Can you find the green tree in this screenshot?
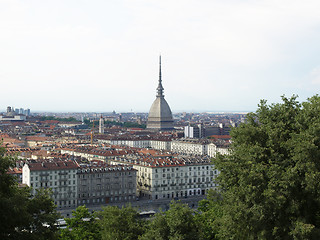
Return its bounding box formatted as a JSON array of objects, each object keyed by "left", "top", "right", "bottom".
[
  {"left": 196, "top": 190, "right": 223, "bottom": 240},
  {"left": 213, "top": 95, "right": 320, "bottom": 239},
  {"left": 59, "top": 205, "right": 101, "bottom": 240},
  {"left": 0, "top": 145, "right": 59, "bottom": 240},
  {"left": 141, "top": 201, "right": 199, "bottom": 240},
  {"left": 97, "top": 205, "right": 145, "bottom": 240},
  {"left": 40, "top": 116, "right": 79, "bottom": 123}
]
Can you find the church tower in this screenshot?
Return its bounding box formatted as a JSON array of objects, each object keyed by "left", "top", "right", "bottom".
[
  {"left": 99, "top": 115, "right": 104, "bottom": 134},
  {"left": 147, "top": 56, "right": 174, "bottom": 130}
]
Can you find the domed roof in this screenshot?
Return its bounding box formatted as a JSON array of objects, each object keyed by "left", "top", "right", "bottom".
[
  {"left": 147, "top": 96, "right": 173, "bottom": 130},
  {"left": 147, "top": 96, "right": 173, "bottom": 129},
  {"left": 147, "top": 56, "right": 173, "bottom": 130},
  {"left": 148, "top": 97, "right": 172, "bottom": 120}
]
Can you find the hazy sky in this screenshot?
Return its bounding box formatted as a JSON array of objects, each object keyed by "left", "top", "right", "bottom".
[{"left": 1, "top": 0, "right": 320, "bottom": 113}]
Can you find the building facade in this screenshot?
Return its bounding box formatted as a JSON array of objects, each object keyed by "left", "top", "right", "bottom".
[
  {"left": 110, "top": 155, "right": 219, "bottom": 200},
  {"left": 22, "top": 160, "right": 79, "bottom": 209},
  {"left": 77, "top": 164, "right": 137, "bottom": 205},
  {"left": 171, "top": 139, "right": 209, "bottom": 155}
]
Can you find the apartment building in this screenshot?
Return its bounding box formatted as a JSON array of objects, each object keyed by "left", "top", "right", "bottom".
[
  {"left": 60, "top": 145, "right": 135, "bottom": 161},
  {"left": 171, "top": 139, "right": 209, "bottom": 155},
  {"left": 22, "top": 160, "right": 79, "bottom": 209},
  {"left": 77, "top": 164, "right": 137, "bottom": 205},
  {"left": 150, "top": 139, "right": 171, "bottom": 151},
  {"left": 110, "top": 154, "right": 219, "bottom": 200}
]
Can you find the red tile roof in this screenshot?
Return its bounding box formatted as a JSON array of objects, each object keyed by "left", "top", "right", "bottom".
[{"left": 26, "top": 160, "right": 79, "bottom": 171}]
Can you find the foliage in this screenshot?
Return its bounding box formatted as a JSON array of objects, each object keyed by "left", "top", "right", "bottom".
[
  {"left": 196, "top": 190, "right": 223, "bottom": 240},
  {"left": 97, "top": 205, "right": 145, "bottom": 240},
  {"left": 40, "top": 116, "right": 79, "bottom": 123},
  {"left": 59, "top": 205, "right": 101, "bottom": 240},
  {"left": 141, "top": 201, "right": 199, "bottom": 240},
  {"left": 84, "top": 118, "right": 146, "bottom": 129},
  {"left": 213, "top": 95, "right": 320, "bottom": 239},
  {"left": 0, "top": 145, "right": 59, "bottom": 240}
]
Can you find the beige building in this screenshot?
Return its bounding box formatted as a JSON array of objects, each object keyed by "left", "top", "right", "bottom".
[{"left": 110, "top": 155, "right": 218, "bottom": 200}]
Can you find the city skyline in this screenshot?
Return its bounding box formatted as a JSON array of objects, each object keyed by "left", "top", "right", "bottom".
[{"left": 1, "top": 0, "right": 320, "bottom": 112}]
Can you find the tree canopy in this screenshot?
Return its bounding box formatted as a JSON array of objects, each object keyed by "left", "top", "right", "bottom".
[
  {"left": 59, "top": 205, "right": 101, "bottom": 240},
  {"left": 97, "top": 205, "right": 145, "bottom": 240},
  {"left": 0, "top": 146, "right": 59, "bottom": 240},
  {"left": 141, "top": 201, "right": 199, "bottom": 240},
  {"left": 212, "top": 95, "right": 320, "bottom": 239}
]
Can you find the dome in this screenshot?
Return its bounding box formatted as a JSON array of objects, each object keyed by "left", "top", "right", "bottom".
[
  {"left": 147, "top": 97, "right": 173, "bottom": 130},
  {"left": 146, "top": 56, "right": 173, "bottom": 130}
]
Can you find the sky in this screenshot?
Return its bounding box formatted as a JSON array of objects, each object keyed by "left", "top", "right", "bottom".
[{"left": 1, "top": 0, "right": 320, "bottom": 113}]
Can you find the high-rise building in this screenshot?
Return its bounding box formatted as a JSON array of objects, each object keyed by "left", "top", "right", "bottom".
[{"left": 147, "top": 56, "right": 173, "bottom": 131}]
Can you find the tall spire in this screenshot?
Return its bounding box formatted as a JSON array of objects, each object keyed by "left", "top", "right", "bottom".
[{"left": 157, "top": 55, "right": 164, "bottom": 97}]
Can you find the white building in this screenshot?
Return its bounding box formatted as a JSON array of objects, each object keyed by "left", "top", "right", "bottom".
[
  {"left": 0, "top": 114, "right": 26, "bottom": 121},
  {"left": 207, "top": 143, "right": 217, "bottom": 157},
  {"left": 110, "top": 139, "right": 151, "bottom": 148},
  {"left": 171, "top": 139, "right": 208, "bottom": 156},
  {"left": 110, "top": 155, "right": 219, "bottom": 200},
  {"left": 22, "top": 160, "right": 79, "bottom": 209},
  {"left": 150, "top": 139, "right": 171, "bottom": 151}
]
